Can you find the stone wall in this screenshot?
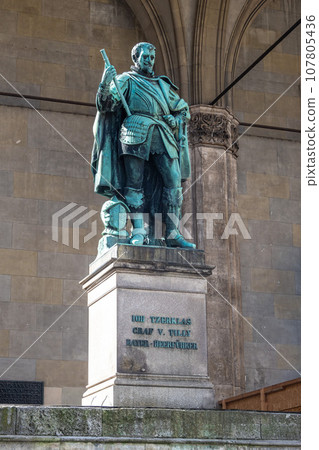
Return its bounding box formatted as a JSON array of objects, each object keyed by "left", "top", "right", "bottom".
[
  {"left": 0, "top": 406, "right": 301, "bottom": 449},
  {"left": 229, "top": 0, "right": 300, "bottom": 132},
  {"left": 237, "top": 132, "right": 301, "bottom": 391},
  {"left": 0, "top": 105, "right": 99, "bottom": 405},
  {"left": 230, "top": 0, "right": 301, "bottom": 391},
  {"left": 0, "top": 0, "right": 145, "bottom": 109},
  {"left": 184, "top": 0, "right": 301, "bottom": 398},
  {"left": 0, "top": 0, "right": 145, "bottom": 406}
]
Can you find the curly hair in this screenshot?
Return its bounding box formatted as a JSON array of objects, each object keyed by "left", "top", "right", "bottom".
[{"left": 131, "top": 42, "right": 156, "bottom": 63}]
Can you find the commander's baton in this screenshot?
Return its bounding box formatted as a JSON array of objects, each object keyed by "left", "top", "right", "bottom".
[{"left": 100, "top": 49, "right": 132, "bottom": 117}]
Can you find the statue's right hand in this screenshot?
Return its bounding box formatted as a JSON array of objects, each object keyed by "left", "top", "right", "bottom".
[{"left": 101, "top": 65, "right": 117, "bottom": 84}]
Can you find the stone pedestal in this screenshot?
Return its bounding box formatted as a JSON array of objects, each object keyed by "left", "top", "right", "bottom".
[{"left": 81, "top": 244, "right": 215, "bottom": 409}]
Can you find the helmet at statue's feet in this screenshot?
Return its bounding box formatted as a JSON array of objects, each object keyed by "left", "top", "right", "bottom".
[
  {"left": 166, "top": 233, "right": 196, "bottom": 249},
  {"left": 130, "top": 233, "right": 144, "bottom": 246}
]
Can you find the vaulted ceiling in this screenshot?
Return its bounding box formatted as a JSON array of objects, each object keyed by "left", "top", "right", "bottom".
[{"left": 125, "top": 0, "right": 300, "bottom": 111}]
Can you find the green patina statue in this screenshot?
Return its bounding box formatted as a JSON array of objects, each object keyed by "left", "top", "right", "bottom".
[{"left": 91, "top": 42, "right": 195, "bottom": 252}]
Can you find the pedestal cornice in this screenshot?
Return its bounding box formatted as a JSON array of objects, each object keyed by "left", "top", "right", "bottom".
[{"left": 81, "top": 244, "right": 213, "bottom": 291}]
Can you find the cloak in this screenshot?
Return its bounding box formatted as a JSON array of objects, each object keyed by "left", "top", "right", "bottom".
[{"left": 91, "top": 107, "right": 126, "bottom": 198}]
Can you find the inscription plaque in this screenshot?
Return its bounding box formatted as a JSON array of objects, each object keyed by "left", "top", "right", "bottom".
[
  {"left": 126, "top": 314, "right": 198, "bottom": 350},
  {"left": 0, "top": 381, "right": 44, "bottom": 405}
]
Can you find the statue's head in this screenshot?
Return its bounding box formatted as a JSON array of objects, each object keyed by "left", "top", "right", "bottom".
[{"left": 131, "top": 42, "right": 156, "bottom": 75}]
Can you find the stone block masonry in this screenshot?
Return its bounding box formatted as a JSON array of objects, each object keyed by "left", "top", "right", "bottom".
[
  {"left": 0, "top": 105, "right": 98, "bottom": 405},
  {"left": 232, "top": 0, "right": 301, "bottom": 394},
  {"left": 0, "top": 406, "right": 301, "bottom": 448},
  {"left": 237, "top": 132, "right": 301, "bottom": 392}
]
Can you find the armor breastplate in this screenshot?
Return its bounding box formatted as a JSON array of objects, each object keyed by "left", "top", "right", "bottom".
[
  {"left": 119, "top": 75, "right": 180, "bottom": 151},
  {"left": 127, "top": 79, "right": 169, "bottom": 117},
  {"left": 120, "top": 77, "right": 171, "bottom": 146}
]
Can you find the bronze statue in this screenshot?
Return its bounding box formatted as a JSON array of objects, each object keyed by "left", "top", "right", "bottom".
[{"left": 91, "top": 42, "right": 195, "bottom": 252}]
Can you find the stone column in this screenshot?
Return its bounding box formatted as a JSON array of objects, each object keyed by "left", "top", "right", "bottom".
[
  {"left": 81, "top": 244, "right": 215, "bottom": 409},
  {"left": 183, "top": 105, "right": 245, "bottom": 401}
]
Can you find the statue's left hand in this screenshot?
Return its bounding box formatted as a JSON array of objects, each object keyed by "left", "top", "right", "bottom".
[{"left": 163, "top": 114, "right": 177, "bottom": 129}]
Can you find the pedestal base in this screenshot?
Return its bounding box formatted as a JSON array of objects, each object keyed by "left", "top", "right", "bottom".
[
  {"left": 81, "top": 244, "right": 215, "bottom": 409},
  {"left": 82, "top": 373, "right": 214, "bottom": 408}
]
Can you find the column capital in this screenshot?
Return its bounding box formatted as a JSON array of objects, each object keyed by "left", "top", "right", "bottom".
[{"left": 188, "top": 105, "right": 239, "bottom": 157}]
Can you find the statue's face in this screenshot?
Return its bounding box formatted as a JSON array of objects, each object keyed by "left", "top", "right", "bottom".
[{"left": 136, "top": 46, "right": 155, "bottom": 74}]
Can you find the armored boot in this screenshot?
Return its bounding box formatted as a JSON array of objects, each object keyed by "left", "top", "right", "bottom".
[
  {"left": 124, "top": 187, "right": 147, "bottom": 246},
  {"left": 163, "top": 187, "right": 196, "bottom": 249}
]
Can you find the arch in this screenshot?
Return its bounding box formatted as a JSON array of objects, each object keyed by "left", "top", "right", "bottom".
[
  {"left": 215, "top": 0, "right": 230, "bottom": 102},
  {"left": 192, "top": 0, "right": 208, "bottom": 104},
  {"left": 169, "top": 0, "right": 190, "bottom": 100},
  {"left": 222, "top": 0, "right": 268, "bottom": 107},
  {"left": 192, "top": 0, "right": 246, "bottom": 105},
  {"left": 125, "top": 0, "right": 176, "bottom": 81}
]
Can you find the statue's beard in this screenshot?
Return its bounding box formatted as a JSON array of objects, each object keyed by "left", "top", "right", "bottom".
[{"left": 135, "top": 63, "right": 154, "bottom": 77}]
